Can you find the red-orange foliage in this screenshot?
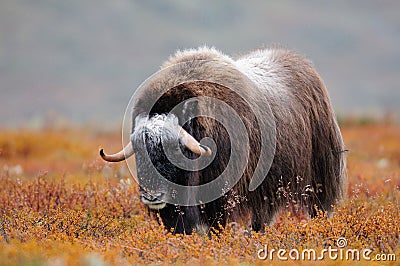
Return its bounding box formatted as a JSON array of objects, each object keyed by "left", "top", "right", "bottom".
[{"left": 0, "top": 124, "right": 399, "bottom": 265}]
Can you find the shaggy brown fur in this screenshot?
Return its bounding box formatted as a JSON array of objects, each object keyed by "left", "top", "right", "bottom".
[{"left": 129, "top": 47, "right": 347, "bottom": 233}]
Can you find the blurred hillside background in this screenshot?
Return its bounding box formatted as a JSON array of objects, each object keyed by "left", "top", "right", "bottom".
[{"left": 1, "top": 0, "right": 399, "bottom": 129}]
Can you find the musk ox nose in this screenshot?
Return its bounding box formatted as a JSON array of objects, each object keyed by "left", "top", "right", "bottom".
[{"left": 140, "top": 189, "right": 166, "bottom": 210}]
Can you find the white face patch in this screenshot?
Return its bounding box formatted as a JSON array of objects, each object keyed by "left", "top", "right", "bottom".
[
  {"left": 132, "top": 113, "right": 180, "bottom": 148},
  {"left": 134, "top": 113, "right": 179, "bottom": 136}
]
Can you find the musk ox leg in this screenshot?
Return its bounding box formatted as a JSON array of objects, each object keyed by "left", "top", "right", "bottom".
[
  {"left": 157, "top": 205, "right": 202, "bottom": 234},
  {"left": 308, "top": 116, "right": 346, "bottom": 219},
  {"left": 251, "top": 205, "right": 276, "bottom": 232},
  {"left": 307, "top": 184, "right": 335, "bottom": 219},
  {"left": 308, "top": 151, "right": 345, "bottom": 218},
  {"left": 308, "top": 201, "right": 334, "bottom": 219},
  {"left": 203, "top": 200, "right": 227, "bottom": 233}
]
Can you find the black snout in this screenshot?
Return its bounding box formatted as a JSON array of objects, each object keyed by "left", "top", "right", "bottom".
[{"left": 139, "top": 187, "right": 166, "bottom": 210}]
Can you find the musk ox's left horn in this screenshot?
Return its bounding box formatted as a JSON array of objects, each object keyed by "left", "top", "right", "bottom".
[
  {"left": 177, "top": 126, "right": 212, "bottom": 156},
  {"left": 100, "top": 142, "right": 134, "bottom": 162}
]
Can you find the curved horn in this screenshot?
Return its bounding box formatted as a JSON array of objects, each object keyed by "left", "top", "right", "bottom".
[
  {"left": 100, "top": 142, "right": 134, "bottom": 162},
  {"left": 177, "top": 126, "right": 212, "bottom": 156}
]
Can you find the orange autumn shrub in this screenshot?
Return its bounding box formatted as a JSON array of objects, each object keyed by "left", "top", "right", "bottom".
[{"left": 0, "top": 124, "right": 399, "bottom": 265}]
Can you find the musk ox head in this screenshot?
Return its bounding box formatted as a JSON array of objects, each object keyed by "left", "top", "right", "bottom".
[{"left": 100, "top": 112, "right": 212, "bottom": 211}]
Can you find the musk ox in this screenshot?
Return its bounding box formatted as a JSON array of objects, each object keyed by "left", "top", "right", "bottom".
[{"left": 100, "top": 47, "right": 347, "bottom": 234}]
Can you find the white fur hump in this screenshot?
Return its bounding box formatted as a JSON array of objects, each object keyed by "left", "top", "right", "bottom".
[{"left": 162, "top": 46, "right": 235, "bottom": 68}]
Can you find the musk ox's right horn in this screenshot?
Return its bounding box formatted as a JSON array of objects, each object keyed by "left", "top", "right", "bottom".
[
  {"left": 177, "top": 126, "right": 212, "bottom": 156},
  {"left": 100, "top": 142, "right": 134, "bottom": 162}
]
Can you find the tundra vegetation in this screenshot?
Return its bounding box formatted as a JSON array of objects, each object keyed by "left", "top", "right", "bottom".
[{"left": 0, "top": 120, "right": 399, "bottom": 265}]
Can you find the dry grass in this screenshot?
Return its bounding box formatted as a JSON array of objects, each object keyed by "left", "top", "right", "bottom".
[{"left": 0, "top": 123, "right": 399, "bottom": 265}]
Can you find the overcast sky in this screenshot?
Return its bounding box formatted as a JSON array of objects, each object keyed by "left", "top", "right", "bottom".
[{"left": 1, "top": 0, "right": 399, "bottom": 128}]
